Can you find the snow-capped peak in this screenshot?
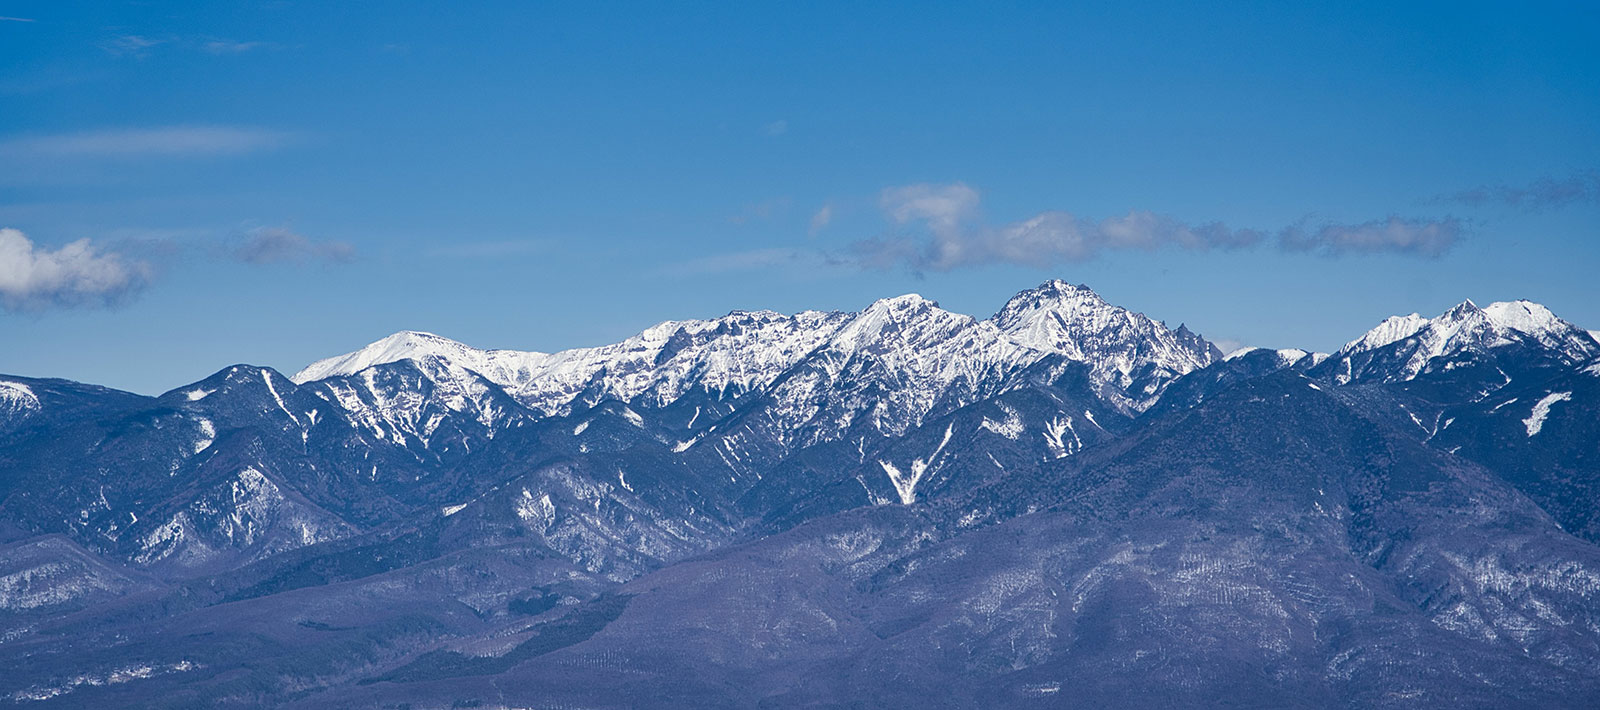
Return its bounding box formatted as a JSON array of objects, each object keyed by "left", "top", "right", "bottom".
[
  {"left": 870, "top": 293, "right": 938, "bottom": 311},
  {"left": 828, "top": 294, "right": 962, "bottom": 350},
  {"left": 1481, "top": 300, "right": 1564, "bottom": 336},
  {"left": 1327, "top": 298, "right": 1600, "bottom": 384},
  {"left": 989, "top": 279, "right": 1220, "bottom": 408},
  {"left": 292, "top": 331, "right": 541, "bottom": 384}
]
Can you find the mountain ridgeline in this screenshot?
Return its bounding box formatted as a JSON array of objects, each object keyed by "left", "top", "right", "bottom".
[{"left": 3, "top": 280, "right": 1600, "bottom": 708}]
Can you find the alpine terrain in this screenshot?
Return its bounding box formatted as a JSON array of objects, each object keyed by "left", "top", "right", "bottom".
[{"left": 3, "top": 280, "right": 1600, "bottom": 708}]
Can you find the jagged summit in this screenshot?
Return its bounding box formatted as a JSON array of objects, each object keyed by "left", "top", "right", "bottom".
[{"left": 990, "top": 280, "right": 1215, "bottom": 359}]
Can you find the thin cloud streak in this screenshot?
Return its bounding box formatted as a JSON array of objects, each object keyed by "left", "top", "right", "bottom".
[
  {"left": 101, "top": 35, "right": 165, "bottom": 57},
  {"left": 660, "top": 247, "right": 840, "bottom": 277},
  {"left": 850, "top": 182, "right": 1462, "bottom": 271},
  {"left": 232, "top": 227, "right": 355, "bottom": 265},
  {"left": 0, "top": 126, "right": 294, "bottom": 159},
  {"left": 202, "top": 39, "right": 276, "bottom": 55},
  {"left": 426, "top": 240, "right": 548, "bottom": 258},
  {"left": 1435, "top": 170, "right": 1600, "bottom": 211},
  {"left": 1279, "top": 216, "right": 1461, "bottom": 258},
  {"left": 808, "top": 205, "right": 834, "bottom": 236},
  {"left": 727, "top": 197, "right": 791, "bottom": 225}
]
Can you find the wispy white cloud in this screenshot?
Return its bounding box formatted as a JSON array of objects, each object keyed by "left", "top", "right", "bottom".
[
  {"left": 201, "top": 39, "right": 276, "bottom": 55},
  {"left": 660, "top": 247, "right": 835, "bottom": 277},
  {"left": 763, "top": 120, "right": 789, "bottom": 136},
  {"left": 879, "top": 182, "right": 981, "bottom": 239},
  {"left": 232, "top": 227, "right": 354, "bottom": 265},
  {"left": 0, "top": 228, "right": 150, "bottom": 311},
  {"left": 727, "top": 197, "right": 792, "bottom": 225},
  {"left": 101, "top": 34, "right": 286, "bottom": 58},
  {"left": 851, "top": 182, "right": 1460, "bottom": 271},
  {"left": 0, "top": 125, "right": 294, "bottom": 159},
  {"left": 808, "top": 204, "right": 834, "bottom": 236},
  {"left": 426, "top": 240, "right": 547, "bottom": 258},
  {"left": 101, "top": 35, "right": 166, "bottom": 57},
  {"left": 1434, "top": 170, "right": 1600, "bottom": 211},
  {"left": 0, "top": 16, "right": 36, "bottom": 22}
]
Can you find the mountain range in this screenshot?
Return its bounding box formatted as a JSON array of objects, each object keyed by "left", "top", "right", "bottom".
[{"left": 2, "top": 280, "right": 1599, "bottom": 708}]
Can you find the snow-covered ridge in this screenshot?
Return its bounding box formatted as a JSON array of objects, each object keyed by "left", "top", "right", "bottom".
[
  {"left": 758, "top": 293, "right": 1039, "bottom": 443},
  {"left": 1340, "top": 299, "right": 1578, "bottom": 357},
  {"left": 292, "top": 280, "right": 1224, "bottom": 421},
  {"left": 295, "top": 310, "right": 854, "bottom": 416},
  {"left": 1341, "top": 314, "right": 1429, "bottom": 353}
]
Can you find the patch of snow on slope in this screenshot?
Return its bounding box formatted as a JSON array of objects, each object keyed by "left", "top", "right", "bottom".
[
  {"left": 515, "top": 489, "right": 556, "bottom": 531},
  {"left": 1524, "top": 392, "right": 1572, "bottom": 437},
  {"left": 878, "top": 423, "right": 954, "bottom": 505},
  {"left": 193, "top": 418, "right": 215, "bottom": 454},
  {"left": 261, "top": 371, "right": 299, "bottom": 426},
  {"left": 1043, "top": 415, "right": 1081, "bottom": 459},
  {"left": 981, "top": 403, "right": 1024, "bottom": 439},
  {"left": 10, "top": 660, "right": 198, "bottom": 703},
  {"left": 620, "top": 406, "right": 644, "bottom": 427}
]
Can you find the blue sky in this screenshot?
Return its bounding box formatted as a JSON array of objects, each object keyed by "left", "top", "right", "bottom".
[{"left": 2, "top": 1, "right": 1597, "bottom": 394}]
